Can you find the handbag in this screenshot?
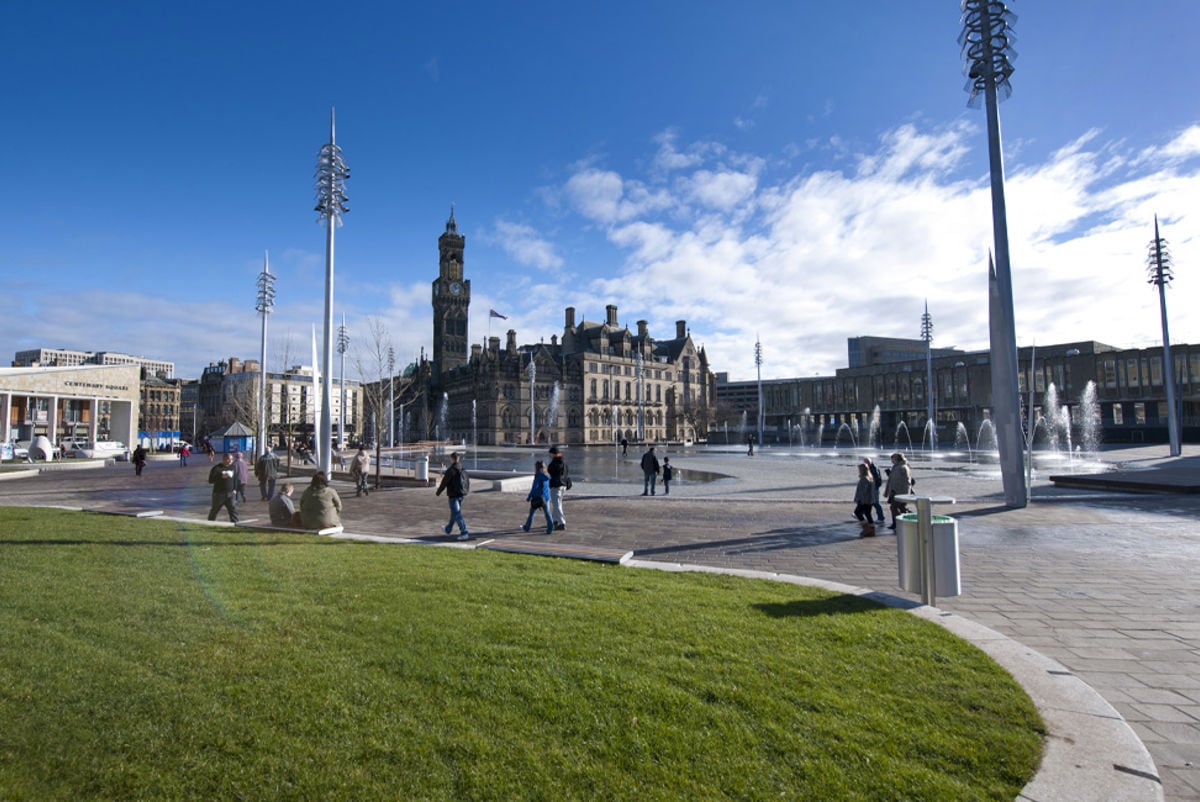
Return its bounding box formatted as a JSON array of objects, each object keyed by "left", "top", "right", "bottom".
[
  {"left": 530, "top": 496, "right": 544, "bottom": 509},
  {"left": 564, "top": 478, "right": 573, "bottom": 490}
]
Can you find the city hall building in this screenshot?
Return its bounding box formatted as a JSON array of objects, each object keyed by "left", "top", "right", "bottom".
[{"left": 367, "top": 211, "right": 719, "bottom": 447}]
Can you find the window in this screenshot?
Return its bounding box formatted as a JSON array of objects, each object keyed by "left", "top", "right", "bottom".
[
  {"left": 1126, "top": 358, "right": 1139, "bottom": 388},
  {"left": 1134, "top": 402, "right": 1146, "bottom": 425}
]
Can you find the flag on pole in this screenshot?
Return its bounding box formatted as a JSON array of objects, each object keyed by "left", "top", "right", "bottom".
[{"left": 489, "top": 309, "right": 508, "bottom": 320}]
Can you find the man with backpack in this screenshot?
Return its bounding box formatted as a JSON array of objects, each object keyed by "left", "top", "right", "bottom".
[
  {"left": 547, "top": 446, "right": 570, "bottom": 531},
  {"left": 435, "top": 452, "right": 470, "bottom": 540},
  {"left": 862, "top": 457, "right": 885, "bottom": 523}
]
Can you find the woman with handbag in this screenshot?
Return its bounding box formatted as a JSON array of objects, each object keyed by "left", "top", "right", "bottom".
[{"left": 521, "top": 460, "right": 555, "bottom": 535}]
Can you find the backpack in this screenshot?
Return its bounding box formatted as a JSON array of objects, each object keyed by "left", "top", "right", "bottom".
[{"left": 456, "top": 467, "right": 470, "bottom": 496}]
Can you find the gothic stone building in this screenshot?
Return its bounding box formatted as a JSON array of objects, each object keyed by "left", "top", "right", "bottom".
[{"left": 426, "top": 212, "right": 717, "bottom": 446}]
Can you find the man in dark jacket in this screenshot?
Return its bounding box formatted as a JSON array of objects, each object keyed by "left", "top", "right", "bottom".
[
  {"left": 547, "top": 446, "right": 569, "bottom": 531},
  {"left": 255, "top": 450, "right": 279, "bottom": 500},
  {"left": 640, "top": 446, "right": 660, "bottom": 496},
  {"left": 207, "top": 453, "right": 239, "bottom": 522},
  {"left": 435, "top": 452, "right": 470, "bottom": 540}
]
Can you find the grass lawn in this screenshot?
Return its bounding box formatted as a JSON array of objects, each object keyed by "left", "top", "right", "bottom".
[{"left": 0, "top": 508, "right": 1043, "bottom": 801}]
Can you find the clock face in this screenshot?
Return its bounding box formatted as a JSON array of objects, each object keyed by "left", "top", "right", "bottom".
[{"left": 450, "top": 281, "right": 463, "bottom": 295}]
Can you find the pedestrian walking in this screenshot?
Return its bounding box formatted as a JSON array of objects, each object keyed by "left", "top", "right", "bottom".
[
  {"left": 884, "top": 452, "right": 915, "bottom": 531},
  {"left": 853, "top": 463, "right": 878, "bottom": 537},
  {"left": 299, "top": 472, "right": 343, "bottom": 530},
  {"left": 207, "top": 453, "right": 239, "bottom": 523},
  {"left": 547, "top": 446, "right": 570, "bottom": 530},
  {"left": 435, "top": 452, "right": 470, "bottom": 540},
  {"left": 178, "top": 443, "right": 190, "bottom": 466},
  {"left": 232, "top": 451, "right": 249, "bottom": 504},
  {"left": 662, "top": 457, "right": 674, "bottom": 495},
  {"left": 640, "top": 446, "right": 660, "bottom": 496},
  {"left": 521, "top": 460, "right": 554, "bottom": 535},
  {"left": 132, "top": 444, "right": 147, "bottom": 476},
  {"left": 254, "top": 449, "right": 279, "bottom": 500},
  {"left": 862, "top": 457, "right": 885, "bottom": 523},
  {"left": 351, "top": 447, "right": 370, "bottom": 497},
  {"left": 621, "top": 437, "right": 628, "bottom": 455}
]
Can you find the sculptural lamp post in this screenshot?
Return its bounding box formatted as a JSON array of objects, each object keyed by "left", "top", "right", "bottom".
[
  {"left": 1147, "top": 216, "right": 1181, "bottom": 457},
  {"left": 387, "top": 347, "right": 396, "bottom": 448},
  {"left": 960, "top": 0, "right": 1026, "bottom": 506},
  {"left": 314, "top": 108, "right": 350, "bottom": 478},
  {"left": 754, "top": 337, "right": 764, "bottom": 448},
  {"left": 921, "top": 302, "right": 935, "bottom": 451},
  {"left": 255, "top": 252, "right": 276, "bottom": 458},
  {"left": 337, "top": 314, "right": 349, "bottom": 448}
]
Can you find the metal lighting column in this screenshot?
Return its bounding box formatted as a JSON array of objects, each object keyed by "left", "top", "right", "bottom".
[
  {"left": 961, "top": 0, "right": 1026, "bottom": 507},
  {"left": 255, "top": 252, "right": 275, "bottom": 457},
  {"left": 1148, "top": 216, "right": 1181, "bottom": 456},
  {"left": 387, "top": 347, "right": 395, "bottom": 448},
  {"left": 922, "top": 302, "right": 935, "bottom": 450},
  {"left": 314, "top": 107, "right": 350, "bottom": 478},
  {"left": 754, "top": 337, "right": 764, "bottom": 448},
  {"left": 337, "top": 314, "right": 349, "bottom": 448}
]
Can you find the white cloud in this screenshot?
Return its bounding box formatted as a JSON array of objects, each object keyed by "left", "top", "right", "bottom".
[
  {"left": 547, "top": 122, "right": 1200, "bottom": 381},
  {"left": 683, "top": 169, "right": 758, "bottom": 212},
  {"left": 492, "top": 219, "right": 563, "bottom": 271}
]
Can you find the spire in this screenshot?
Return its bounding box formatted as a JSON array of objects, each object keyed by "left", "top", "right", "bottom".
[{"left": 446, "top": 202, "right": 458, "bottom": 235}]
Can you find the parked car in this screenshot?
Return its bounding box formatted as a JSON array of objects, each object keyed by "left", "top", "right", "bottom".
[
  {"left": 71, "top": 441, "right": 130, "bottom": 461},
  {"left": 12, "top": 441, "right": 30, "bottom": 461}
]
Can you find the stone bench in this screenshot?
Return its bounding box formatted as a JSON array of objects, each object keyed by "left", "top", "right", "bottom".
[
  {"left": 84, "top": 505, "right": 164, "bottom": 518},
  {"left": 479, "top": 539, "right": 632, "bottom": 564},
  {"left": 235, "top": 521, "right": 344, "bottom": 536}
]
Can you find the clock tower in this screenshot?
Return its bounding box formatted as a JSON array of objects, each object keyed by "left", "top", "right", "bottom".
[{"left": 432, "top": 207, "right": 470, "bottom": 383}]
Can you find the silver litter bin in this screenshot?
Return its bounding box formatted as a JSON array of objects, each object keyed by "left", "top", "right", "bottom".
[{"left": 896, "top": 512, "right": 961, "bottom": 598}]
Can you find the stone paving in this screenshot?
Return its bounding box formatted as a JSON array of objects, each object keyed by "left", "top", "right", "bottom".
[{"left": 2, "top": 444, "right": 1199, "bottom": 799}]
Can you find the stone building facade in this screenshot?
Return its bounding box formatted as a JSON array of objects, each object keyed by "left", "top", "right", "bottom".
[
  {"left": 416, "top": 212, "right": 717, "bottom": 446},
  {"left": 716, "top": 339, "right": 1200, "bottom": 447}
]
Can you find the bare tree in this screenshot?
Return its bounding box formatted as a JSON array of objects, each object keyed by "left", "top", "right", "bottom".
[
  {"left": 273, "top": 330, "right": 302, "bottom": 474},
  {"left": 355, "top": 317, "right": 421, "bottom": 489}
]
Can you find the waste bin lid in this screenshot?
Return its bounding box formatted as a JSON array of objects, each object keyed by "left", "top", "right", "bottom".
[{"left": 897, "top": 512, "right": 955, "bottom": 524}]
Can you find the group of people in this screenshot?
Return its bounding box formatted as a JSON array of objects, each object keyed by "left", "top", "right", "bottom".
[
  {"left": 852, "top": 453, "right": 915, "bottom": 537},
  {"left": 433, "top": 445, "right": 574, "bottom": 541},
  {"left": 639, "top": 446, "right": 674, "bottom": 495},
  {"left": 206, "top": 447, "right": 357, "bottom": 531}
]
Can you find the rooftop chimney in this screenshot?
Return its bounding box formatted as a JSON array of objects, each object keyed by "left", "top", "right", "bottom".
[{"left": 606, "top": 304, "right": 618, "bottom": 327}]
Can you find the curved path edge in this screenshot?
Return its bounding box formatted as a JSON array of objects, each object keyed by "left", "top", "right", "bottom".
[{"left": 624, "top": 559, "right": 1165, "bottom": 802}]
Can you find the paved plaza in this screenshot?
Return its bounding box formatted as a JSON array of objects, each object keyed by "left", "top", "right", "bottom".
[{"left": 2, "top": 443, "right": 1198, "bottom": 800}]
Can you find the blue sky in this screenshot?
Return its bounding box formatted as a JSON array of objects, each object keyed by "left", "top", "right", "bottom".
[{"left": 4, "top": 1, "right": 1198, "bottom": 382}]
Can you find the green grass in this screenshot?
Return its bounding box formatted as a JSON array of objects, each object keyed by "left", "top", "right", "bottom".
[{"left": 0, "top": 508, "right": 1043, "bottom": 801}]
